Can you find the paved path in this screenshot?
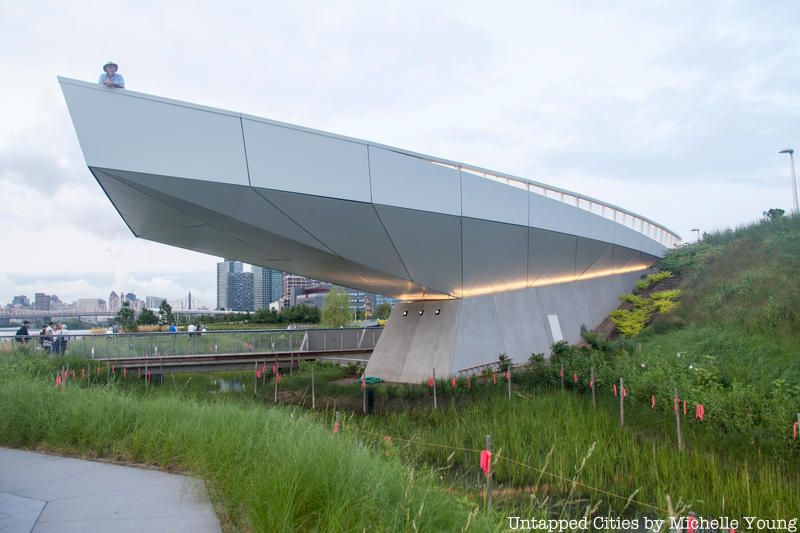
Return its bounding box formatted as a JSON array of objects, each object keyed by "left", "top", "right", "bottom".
[{"left": 0, "top": 447, "right": 221, "bottom": 533}]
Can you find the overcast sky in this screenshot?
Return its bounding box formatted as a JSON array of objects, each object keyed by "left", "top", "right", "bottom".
[{"left": 1, "top": 0, "right": 798, "bottom": 307}]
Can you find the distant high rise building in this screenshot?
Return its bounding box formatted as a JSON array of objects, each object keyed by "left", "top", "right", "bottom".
[
  {"left": 34, "top": 293, "right": 51, "bottom": 311},
  {"left": 282, "top": 275, "right": 316, "bottom": 299},
  {"left": 108, "top": 291, "right": 120, "bottom": 312},
  {"left": 253, "top": 266, "right": 283, "bottom": 310},
  {"left": 125, "top": 292, "right": 137, "bottom": 303},
  {"left": 75, "top": 298, "right": 106, "bottom": 313},
  {"left": 11, "top": 295, "right": 30, "bottom": 308},
  {"left": 217, "top": 258, "right": 243, "bottom": 310},
  {"left": 187, "top": 291, "right": 192, "bottom": 310},
  {"left": 346, "top": 287, "right": 367, "bottom": 313},
  {"left": 281, "top": 275, "right": 317, "bottom": 309},
  {"left": 145, "top": 296, "right": 166, "bottom": 309},
  {"left": 226, "top": 271, "right": 254, "bottom": 311}
]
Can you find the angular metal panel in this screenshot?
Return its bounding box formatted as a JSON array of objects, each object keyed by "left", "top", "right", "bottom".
[
  {"left": 369, "top": 147, "right": 461, "bottom": 216},
  {"left": 613, "top": 224, "right": 644, "bottom": 251},
  {"left": 641, "top": 237, "right": 667, "bottom": 258},
  {"left": 529, "top": 193, "right": 580, "bottom": 235},
  {"left": 575, "top": 237, "right": 613, "bottom": 278},
  {"left": 261, "top": 189, "right": 411, "bottom": 282},
  {"left": 104, "top": 169, "right": 330, "bottom": 254},
  {"left": 462, "top": 218, "right": 527, "bottom": 296},
  {"left": 374, "top": 205, "right": 462, "bottom": 297},
  {"left": 92, "top": 169, "right": 204, "bottom": 237},
  {"left": 142, "top": 224, "right": 271, "bottom": 266},
  {"left": 243, "top": 118, "right": 371, "bottom": 202},
  {"left": 60, "top": 81, "right": 248, "bottom": 185},
  {"left": 611, "top": 245, "right": 643, "bottom": 269},
  {"left": 461, "top": 172, "right": 528, "bottom": 227},
  {"left": 577, "top": 210, "right": 616, "bottom": 243},
  {"left": 528, "top": 228, "right": 577, "bottom": 284}
]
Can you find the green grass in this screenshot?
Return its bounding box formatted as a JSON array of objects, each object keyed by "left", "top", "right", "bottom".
[
  {"left": 0, "top": 372, "right": 497, "bottom": 532},
  {"left": 350, "top": 392, "right": 800, "bottom": 520},
  {"left": 658, "top": 214, "right": 800, "bottom": 342},
  {"left": 4, "top": 352, "right": 798, "bottom": 525}
]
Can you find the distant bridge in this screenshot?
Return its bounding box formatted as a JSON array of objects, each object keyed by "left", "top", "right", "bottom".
[{"left": 0, "top": 308, "right": 232, "bottom": 322}]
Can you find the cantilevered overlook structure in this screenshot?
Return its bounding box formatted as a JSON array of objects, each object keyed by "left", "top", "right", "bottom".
[{"left": 59, "top": 77, "right": 680, "bottom": 383}]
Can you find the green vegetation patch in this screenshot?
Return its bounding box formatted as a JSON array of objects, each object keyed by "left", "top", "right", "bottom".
[{"left": 0, "top": 375, "right": 489, "bottom": 532}]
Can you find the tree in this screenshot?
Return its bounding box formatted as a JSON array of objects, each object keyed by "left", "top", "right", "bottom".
[
  {"left": 137, "top": 308, "right": 159, "bottom": 326},
  {"left": 373, "top": 303, "right": 392, "bottom": 320},
  {"left": 763, "top": 208, "right": 785, "bottom": 220},
  {"left": 158, "top": 300, "right": 174, "bottom": 325},
  {"left": 321, "top": 288, "right": 351, "bottom": 328},
  {"left": 115, "top": 301, "right": 137, "bottom": 332}
]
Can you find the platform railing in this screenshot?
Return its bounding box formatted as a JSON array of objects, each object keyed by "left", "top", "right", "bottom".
[
  {"left": 427, "top": 159, "right": 681, "bottom": 248},
  {"left": 2, "top": 326, "right": 382, "bottom": 360}
]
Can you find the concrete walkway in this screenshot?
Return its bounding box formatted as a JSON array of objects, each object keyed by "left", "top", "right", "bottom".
[{"left": 0, "top": 447, "right": 221, "bottom": 532}]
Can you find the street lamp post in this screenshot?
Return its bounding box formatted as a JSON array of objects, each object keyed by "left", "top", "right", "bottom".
[
  {"left": 690, "top": 228, "right": 700, "bottom": 242},
  {"left": 779, "top": 149, "right": 798, "bottom": 214}
]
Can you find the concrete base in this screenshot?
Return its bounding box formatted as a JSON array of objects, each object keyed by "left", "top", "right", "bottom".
[{"left": 365, "top": 271, "right": 642, "bottom": 383}]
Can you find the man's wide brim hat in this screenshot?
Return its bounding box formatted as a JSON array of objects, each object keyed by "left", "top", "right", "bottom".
[{"left": 103, "top": 62, "right": 119, "bottom": 72}]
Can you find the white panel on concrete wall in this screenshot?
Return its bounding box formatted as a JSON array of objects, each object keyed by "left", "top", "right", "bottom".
[
  {"left": 529, "top": 193, "right": 580, "bottom": 235},
  {"left": 547, "top": 314, "right": 564, "bottom": 342},
  {"left": 461, "top": 172, "right": 528, "bottom": 226},
  {"left": 60, "top": 81, "right": 249, "bottom": 185},
  {"left": 243, "top": 118, "right": 371, "bottom": 202},
  {"left": 369, "top": 147, "right": 461, "bottom": 216}
]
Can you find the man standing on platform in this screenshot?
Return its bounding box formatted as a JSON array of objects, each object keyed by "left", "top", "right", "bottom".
[{"left": 98, "top": 61, "right": 125, "bottom": 88}]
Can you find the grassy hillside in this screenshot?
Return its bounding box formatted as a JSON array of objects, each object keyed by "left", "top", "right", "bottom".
[{"left": 661, "top": 214, "right": 800, "bottom": 339}]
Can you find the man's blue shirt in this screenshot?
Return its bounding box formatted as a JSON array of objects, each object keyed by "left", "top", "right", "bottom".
[{"left": 98, "top": 73, "right": 125, "bottom": 88}]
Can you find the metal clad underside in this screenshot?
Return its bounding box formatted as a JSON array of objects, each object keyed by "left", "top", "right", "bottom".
[
  {"left": 528, "top": 228, "right": 578, "bottom": 284},
  {"left": 374, "top": 205, "right": 462, "bottom": 298},
  {"left": 612, "top": 245, "right": 643, "bottom": 269},
  {"left": 96, "top": 169, "right": 434, "bottom": 297},
  {"left": 92, "top": 169, "right": 204, "bottom": 236},
  {"left": 462, "top": 218, "right": 527, "bottom": 294},
  {"left": 575, "top": 237, "right": 613, "bottom": 278},
  {"left": 101, "top": 169, "right": 331, "bottom": 253},
  {"left": 259, "top": 189, "right": 411, "bottom": 282},
  {"left": 140, "top": 224, "right": 270, "bottom": 265},
  {"left": 62, "top": 83, "right": 248, "bottom": 184}
]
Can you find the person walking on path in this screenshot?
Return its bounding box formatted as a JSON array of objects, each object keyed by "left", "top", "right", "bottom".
[
  {"left": 14, "top": 321, "right": 31, "bottom": 344},
  {"left": 53, "top": 324, "right": 69, "bottom": 355},
  {"left": 98, "top": 61, "right": 125, "bottom": 88}
]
